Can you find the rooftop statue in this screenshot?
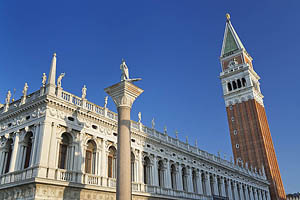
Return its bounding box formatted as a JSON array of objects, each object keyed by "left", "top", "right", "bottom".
[
  {"left": 120, "top": 59, "right": 142, "bottom": 82},
  {"left": 104, "top": 96, "right": 108, "bottom": 108},
  {"left": 22, "top": 83, "right": 28, "bottom": 97},
  {"left": 42, "top": 73, "right": 47, "bottom": 87},
  {"left": 138, "top": 112, "right": 142, "bottom": 123},
  {"left": 151, "top": 118, "right": 155, "bottom": 129},
  {"left": 82, "top": 85, "right": 87, "bottom": 99},
  {"left": 5, "top": 90, "right": 11, "bottom": 105},
  {"left": 57, "top": 73, "right": 65, "bottom": 87}
]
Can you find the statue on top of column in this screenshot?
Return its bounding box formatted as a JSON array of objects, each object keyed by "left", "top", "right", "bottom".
[
  {"left": 42, "top": 73, "right": 47, "bottom": 87},
  {"left": 82, "top": 85, "right": 87, "bottom": 99},
  {"left": 164, "top": 126, "right": 167, "bottom": 135},
  {"left": 57, "top": 73, "right": 65, "bottom": 87},
  {"left": 120, "top": 59, "right": 142, "bottom": 82},
  {"left": 120, "top": 59, "right": 129, "bottom": 81}
]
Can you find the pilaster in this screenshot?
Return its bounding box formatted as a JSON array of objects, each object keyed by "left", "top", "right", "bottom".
[{"left": 9, "top": 132, "right": 20, "bottom": 172}]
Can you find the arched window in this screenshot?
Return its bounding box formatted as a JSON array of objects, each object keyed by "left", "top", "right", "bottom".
[
  {"left": 158, "top": 160, "right": 164, "bottom": 187},
  {"left": 58, "top": 133, "right": 72, "bottom": 169},
  {"left": 131, "top": 152, "right": 135, "bottom": 182},
  {"left": 0, "top": 138, "right": 13, "bottom": 174},
  {"left": 182, "top": 167, "right": 188, "bottom": 192},
  {"left": 242, "top": 78, "right": 246, "bottom": 87},
  {"left": 108, "top": 146, "right": 117, "bottom": 178},
  {"left": 232, "top": 81, "right": 237, "bottom": 90},
  {"left": 21, "top": 132, "right": 33, "bottom": 169},
  {"left": 237, "top": 79, "right": 242, "bottom": 88},
  {"left": 192, "top": 170, "right": 198, "bottom": 193},
  {"left": 85, "top": 140, "right": 96, "bottom": 174},
  {"left": 170, "top": 164, "right": 177, "bottom": 190},
  {"left": 143, "top": 156, "right": 151, "bottom": 184},
  {"left": 227, "top": 82, "right": 232, "bottom": 91}
]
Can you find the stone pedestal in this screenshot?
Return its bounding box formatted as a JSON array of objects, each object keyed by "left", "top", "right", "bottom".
[{"left": 105, "top": 81, "right": 143, "bottom": 200}]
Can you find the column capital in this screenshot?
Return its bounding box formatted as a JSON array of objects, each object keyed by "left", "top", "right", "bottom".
[{"left": 104, "top": 81, "right": 143, "bottom": 108}]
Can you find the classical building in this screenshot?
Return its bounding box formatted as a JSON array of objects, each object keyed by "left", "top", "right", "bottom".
[
  {"left": 0, "top": 17, "right": 273, "bottom": 200},
  {"left": 287, "top": 193, "right": 300, "bottom": 200},
  {"left": 219, "top": 14, "right": 286, "bottom": 200}
]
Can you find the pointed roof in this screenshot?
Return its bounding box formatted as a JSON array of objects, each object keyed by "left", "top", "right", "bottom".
[
  {"left": 47, "top": 53, "right": 57, "bottom": 85},
  {"left": 221, "top": 14, "right": 245, "bottom": 57}
]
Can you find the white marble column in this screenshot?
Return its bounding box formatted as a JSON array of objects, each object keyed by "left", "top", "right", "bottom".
[
  {"left": 30, "top": 125, "right": 39, "bottom": 167},
  {"left": 227, "top": 179, "right": 233, "bottom": 200},
  {"left": 233, "top": 182, "right": 239, "bottom": 200},
  {"left": 205, "top": 173, "right": 212, "bottom": 196},
  {"left": 197, "top": 171, "right": 203, "bottom": 194},
  {"left": 165, "top": 160, "right": 171, "bottom": 189},
  {"left": 138, "top": 151, "right": 143, "bottom": 184},
  {"left": 152, "top": 156, "right": 159, "bottom": 186},
  {"left": 245, "top": 186, "right": 250, "bottom": 200},
  {"left": 9, "top": 132, "right": 20, "bottom": 172},
  {"left": 0, "top": 151, "right": 5, "bottom": 174},
  {"left": 249, "top": 187, "right": 254, "bottom": 200},
  {"left": 36, "top": 122, "right": 53, "bottom": 178},
  {"left": 177, "top": 164, "right": 183, "bottom": 191},
  {"left": 213, "top": 175, "right": 219, "bottom": 196},
  {"left": 187, "top": 167, "right": 193, "bottom": 193},
  {"left": 220, "top": 177, "right": 226, "bottom": 197},
  {"left": 101, "top": 139, "right": 108, "bottom": 183},
  {"left": 257, "top": 189, "right": 262, "bottom": 200},
  {"left": 239, "top": 184, "right": 244, "bottom": 200},
  {"left": 254, "top": 188, "right": 258, "bottom": 200},
  {"left": 46, "top": 122, "right": 58, "bottom": 179}
]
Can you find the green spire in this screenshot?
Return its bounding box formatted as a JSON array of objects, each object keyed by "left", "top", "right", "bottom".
[{"left": 221, "top": 14, "right": 245, "bottom": 57}]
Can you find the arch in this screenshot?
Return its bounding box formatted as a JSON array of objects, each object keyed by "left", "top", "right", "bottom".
[
  {"left": 232, "top": 81, "right": 237, "bottom": 90},
  {"left": 131, "top": 152, "right": 135, "bottom": 182},
  {"left": 237, "top": 79, "right": 242, "bottom": 88},
  {"left": 143, "top": 156, "right": 151, "bottom": 184},
  {"left": 1, "top": 138, "right": 13, "bottom": 174},
  {"left": 170, "top": 164, "right": 177, "bottom": 190},
  {"left": 108, "top": 146, "right": 117, "bottom": 178},
  {"left": 182, "top": 167, "right": 188, "bottom": 192},
  {"left": 192, "top": 169, "right": 198, "bottom": 193},
  {"left": 22, "top": 132, "right": 33, "bottom": 169},
  {"left": 58, "top": 132, "right": 73, "bottom": 169},
  {"left": 242, "top": 78, "right": 246, "bottom": 87},
  {"left": 227, "top": 82, "right": 232, "bottom": 91},
  {"left": 158, "top": 160, "right": 164, "bottom": 187},
  {"left": 85, "top": 140, "right": 96, "bottom": 174}
]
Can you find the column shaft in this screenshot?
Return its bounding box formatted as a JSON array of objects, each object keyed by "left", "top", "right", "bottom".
[
  {"left": 116, "top": 106, "right": 132, "bottom": 200},
  {"left": 9, "top": 133, "right": 19, "bottom": 172}
]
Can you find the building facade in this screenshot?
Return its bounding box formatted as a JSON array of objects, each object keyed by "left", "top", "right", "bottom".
[
  {"left": 0, "top": 52, "right": 270, "bottom": 200},
  {"left": 219, "top": 14, "right": 286, "bottom": 200}
]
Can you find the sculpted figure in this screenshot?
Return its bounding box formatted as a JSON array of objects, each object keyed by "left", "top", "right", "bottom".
[
  {"left": 151, "top": 118, "right": 155, "bottom": 129},
  {"left": 57, "top": 73, "right": 65, "bottom": 87},
  {"left": 104, "top": 96, "right": 108, "bottom": 108},
  {"left": 175, "top": 130, "right": 178, "bottom": 139},
  {"left": 22, "top": 83, "right": 28, "bottom": 97},
  {"left": 5, "top": 91, "right": 11, "bottom": 104},
  {"left": 138, "top": 112, "right": 142, "bottom": 123},
  {"left": 120, "top": 59, "right": 129, "bottom": 81},
  {"left": 164, "top": 126, "right": 167, "bottom": 135},
  {"left": 42, "top": 73, "right": 47, "bottom": 86},
  {"left": 82, "top": 85, "right": 87, "bottom": 99}
]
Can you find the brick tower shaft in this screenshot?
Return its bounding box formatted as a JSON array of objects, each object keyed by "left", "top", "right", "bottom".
[{"left": 219, "top": 14, "right": 286, "bottom": 200}]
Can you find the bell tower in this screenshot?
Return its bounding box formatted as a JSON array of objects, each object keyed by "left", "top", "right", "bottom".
[{"left": 219, "top": 14, "right": 286, "bottom": 200}]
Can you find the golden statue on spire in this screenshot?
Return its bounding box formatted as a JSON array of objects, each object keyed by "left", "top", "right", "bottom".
[{"left": 226, "top": 13, "right": 230, "bottom": 21}]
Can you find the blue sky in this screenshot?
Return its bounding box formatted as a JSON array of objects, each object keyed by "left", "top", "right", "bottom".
[{"left": 1, "top": 0, "right": 299, "bottom": 194}]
